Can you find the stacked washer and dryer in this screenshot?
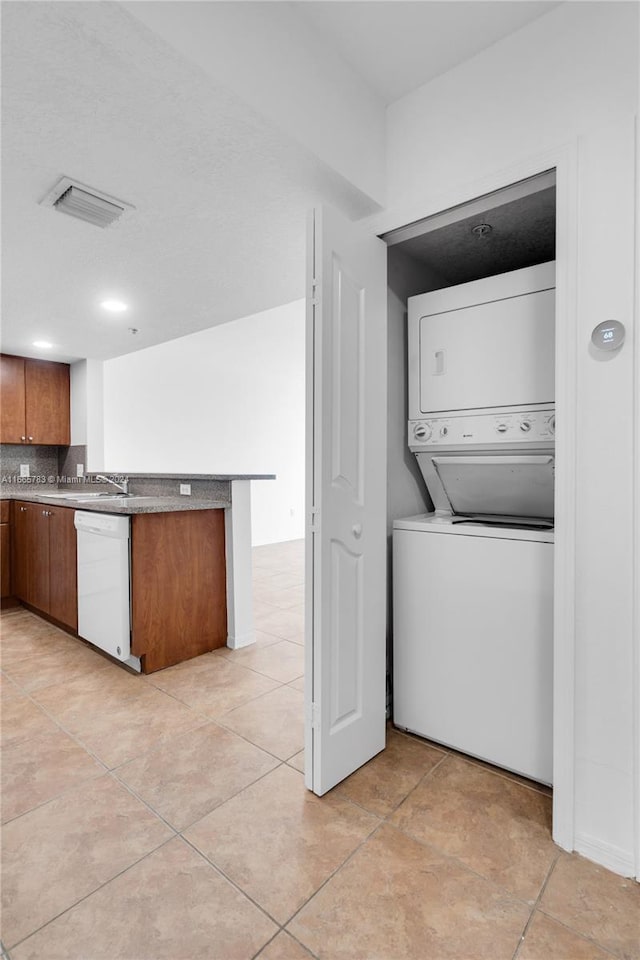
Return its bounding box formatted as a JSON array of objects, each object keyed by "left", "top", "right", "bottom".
[{"left": 393, "top": 261, "right": 555, "bottom": 785}]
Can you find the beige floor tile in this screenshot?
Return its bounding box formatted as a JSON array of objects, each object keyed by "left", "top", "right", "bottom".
[
  {"left": 1, "top": 775, "right": 172, "bottom": 948},
  {"left": 1, "top": 728, "right": 104, "bottom": 822},
  {"left": 0, "top": 694, "right": 58, "bottom": 747},
  {"left": 184, "top": 765, "right": 377, "bottom": 924},
  {"left": 258, "top": 931, "right": 316, "bottom": 959},
  {"left": 288, "top": 824, "right": 530, "bottom": 960},
  {"left": 0, "top": 616, "right": 72, "bottom": 665},
  {"left": 148, "top": 653, "right": 280, "bottom": 717},
  {"left": 220, "top": 685, "right": 304, "bottom": 760},
  {"left": 288, "top": 750, "right": 305, "bottom": 773},
  {"left": 253, "top": 598, "right": 283, "bottom": 620},
  {"left": 215, "top": 639, "right": 304, "bottom": 683},
  {"left": 0, "top": 670, "right": 22, "bottom": 700},
  {"left": 116, "top": 721, "right": 279, "bottom": 830},
  {"left": 69, "top": 687, "right": 206, "bottom": 768},
  {"left": 390, "top": 754, "right": 556, "bottom": 901},
  {"left": 255, "top": 607, "right": 305, "bottom": 644},
  {"left": 335, "top": 728, "right": 446, "bottom": 817},
  {"left": 539, "top": 853, "right": 640, "bottom": 959},
  {"left": 11, "top": 837, "right": 278, "bottom": 960},
  {"left": 253, "top": 581, "right": 305, "bottom": 609},
  {"left": 258, "top": 571, "right": 305, "bottom": 590},
  {"left": 32, "top": 665, "right": 148, "bottom": 725},
  {"left": 2, "top": 638, "right": 114, "bottom": 693},
  {"left": 288, "top": 675, "right": 305, "bottom": 692},
  {"left": 518, "top": 912, "right": 614, "bottom": 959}
]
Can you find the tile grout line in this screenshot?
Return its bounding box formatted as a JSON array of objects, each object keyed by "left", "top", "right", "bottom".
[
  {"left": 382, "top": 816, "right": 550, "bottom": 914},
  {"left": 6, "top": 834, "right": 178, "bottom": 954},
  {"left": 533, "top": 905, "right": 625, "bottom": 960},
  {"left": 511, "top": 849, "right": 562, "bottom": 960}
]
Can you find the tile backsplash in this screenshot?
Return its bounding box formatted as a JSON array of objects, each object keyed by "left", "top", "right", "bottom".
[{"left": 0, "top": 444, "right": 87, "bottom": 492}]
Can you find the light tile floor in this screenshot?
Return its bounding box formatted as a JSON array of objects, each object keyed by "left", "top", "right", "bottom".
[{"left": 1, "top": 537, "right": 639, "bottom": 959}]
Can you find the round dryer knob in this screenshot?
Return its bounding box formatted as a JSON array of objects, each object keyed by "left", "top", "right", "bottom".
[
  {"left": 520, "top": 420, "right": 532, "bottom": 433},
  {"left": 440, "top": 425, "right": 449, "bottom": 438},
  {"left": 413, "top": 423, "right": 432, "bottom": 442},
  {"left": 549, "top": 415, "right": 555, "bottom": 433},
  {"left": 496, "top": 422, "right": 508, "bottom": 434}
]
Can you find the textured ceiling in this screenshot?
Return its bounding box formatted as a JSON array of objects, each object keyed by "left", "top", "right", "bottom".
[
  {"left": 1, "top": 1, "right": 561, "bottom": 363},
  {"left": 0, "top": 1, "right": 374, "bottom": 362},
  {"left": 297, "top": 1, "right": 561, "bottom": 103},
  {"left": 395, "top": 187, "right": 556, "bottom": 286}
]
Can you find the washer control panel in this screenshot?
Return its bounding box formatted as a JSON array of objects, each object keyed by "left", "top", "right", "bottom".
[{"left": 409, "top": 410, "right": 555, "bottom": 446}]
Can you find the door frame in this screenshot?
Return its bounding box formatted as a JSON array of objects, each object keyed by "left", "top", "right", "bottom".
[{"left": 366, "top": 141, "right": 580, "bottom": 854}]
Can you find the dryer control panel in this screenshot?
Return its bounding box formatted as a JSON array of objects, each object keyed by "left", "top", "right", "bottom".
[{"left": 409, "top": 409, "right": 555, "bottom": 448}]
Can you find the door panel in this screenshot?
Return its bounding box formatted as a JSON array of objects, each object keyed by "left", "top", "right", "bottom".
[
  {"left": 0, "top": 355, "right": 26, "bottom": 443},
  {"left": 12, "top": 502, "right": 30, "bottom": 600},
  {"left": 25, "top": 359, "right": 70, "bottom": 445},
  {"left": 305, "top": 205, "right": 387, "bottom": 795},
  {"left": 28, "top": 508, "right": 50, "bottom": 613},
  {"left": 48, "top": 507, "right": 78, "bottom": 629}
]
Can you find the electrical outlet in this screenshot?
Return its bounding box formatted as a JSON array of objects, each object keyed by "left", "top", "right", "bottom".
[
  {"left": 20, "top": 464, "right": 29, "bottom": 478},
  {"left": 76, "top": 463, "right": 84, "bottom": 478},
  {"left": 179, "top": 483, "right": 191, "bottom": 496}
]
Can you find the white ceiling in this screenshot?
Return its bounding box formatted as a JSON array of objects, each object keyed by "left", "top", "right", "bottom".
[
  {"left": 298, "top": 1, "right": 560, "bottom": 103},
  {"left": 1, "top": 1, "right": 561, "bottom": 363}
]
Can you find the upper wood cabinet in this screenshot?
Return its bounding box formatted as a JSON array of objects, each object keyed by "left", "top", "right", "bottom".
[{"left": 0, "top": 354, "right": 70, "bottom": 445}]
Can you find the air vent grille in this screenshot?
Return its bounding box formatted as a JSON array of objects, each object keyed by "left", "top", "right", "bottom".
[{"left": 39, "top": 176, "right": 135, "bottom": 228}]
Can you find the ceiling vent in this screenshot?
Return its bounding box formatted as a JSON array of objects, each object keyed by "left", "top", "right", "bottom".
[{"left": 39, "top": 176, "right": 135, "bottom": 228}]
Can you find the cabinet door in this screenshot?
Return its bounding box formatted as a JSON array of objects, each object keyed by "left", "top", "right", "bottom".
[
  {"left": 13, "top": 501, "right": 48, "bottom": 609},
  {"left": 25, "top": 359, "right": 70, "bottom": 445},
  {"left": 29, "top": 508, "right": 50, "bottom": 612},
  {"left": 48, "top": 507, "right": 77, "bottom": 629},
  {"left": 12, "top": 502, "right": 30, "bottom": 600},
  {"left": 131, "top": 510, "right": 226, "bottom": 672},
  {"left": 0, "top": 355, "right": 26, "bottom": 443},
  {"left": 1, "top": 522, "right": 10, "bottom": 598}
]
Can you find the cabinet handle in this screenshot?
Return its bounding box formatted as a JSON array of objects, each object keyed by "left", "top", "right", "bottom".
[
  {"left": 28, "top": 437, "right": 33, "bottom": 442},
  {"left": 20, "top": 506, "right": 27, "bottom": 512},
  {"left": 21, "top": 436, "right": 26, "bottom": 441}
]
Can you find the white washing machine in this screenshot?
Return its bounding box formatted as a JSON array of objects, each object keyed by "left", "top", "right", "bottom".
[{"left": 393, "top": 514, "right": 554, "bottom": 784}]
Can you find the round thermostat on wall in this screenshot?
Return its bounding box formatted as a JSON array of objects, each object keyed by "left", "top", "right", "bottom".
[{"left": 591, "top": 320, "right": 625, "bottom": 352}]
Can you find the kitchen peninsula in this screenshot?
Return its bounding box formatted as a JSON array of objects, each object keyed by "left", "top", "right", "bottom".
[{"left": 2, "top": 472, "right": 274, "bottom": 673}]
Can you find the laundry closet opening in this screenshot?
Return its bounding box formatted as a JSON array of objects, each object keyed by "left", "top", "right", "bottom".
[{"left": 383, "top": 168, "right": 557, "bottom": 789}]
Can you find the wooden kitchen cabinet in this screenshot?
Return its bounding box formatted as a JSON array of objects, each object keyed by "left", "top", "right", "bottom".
[
  {"left": 0, "top": 354, "right": 70, "bottom": 445},
  {"left": 12, "top": 501, "right": 77, "bottom": 630},
  {"left": 131, "top": 509, "right": 227, "bottom": 673},
  {"left": 1, "top": 501, "right": 11, "bottom": 600}
]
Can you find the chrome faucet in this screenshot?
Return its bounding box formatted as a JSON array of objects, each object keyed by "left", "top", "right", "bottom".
[{"left": 95, "top": 474, "right": 129, "bottom": 495}]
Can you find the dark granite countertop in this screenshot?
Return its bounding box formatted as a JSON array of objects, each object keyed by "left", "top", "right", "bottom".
[
  {"left": 85, "top": 473, "right": 275, "bottom": 481},
  {"left": 1, "top": 489, "right": 229, "bottom": 515}
]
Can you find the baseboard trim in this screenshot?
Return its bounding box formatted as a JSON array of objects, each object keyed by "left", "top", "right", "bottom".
[
  {"left": 574, "top": 832, "right": 636, "bottom": 878},
  {"left": 227, "top": 631, "right": 255, "bottom": 650}
]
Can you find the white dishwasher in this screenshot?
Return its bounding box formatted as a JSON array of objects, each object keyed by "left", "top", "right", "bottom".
[{"left": 75, "top": 511, "right": 137, "bottom": 666}]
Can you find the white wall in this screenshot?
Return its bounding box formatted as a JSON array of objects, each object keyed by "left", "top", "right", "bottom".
[
  {"left": 377, "top": 2, "right": 639, "bottom": 877},
  {"left": 102, "top": 300, "right": 305, "bottom": 546},
  {"left": 70, "top": 358, "right": 105, "bottom": 470},
  {"left": 385, "top": 2, "right": 638, "bottom": 219}
]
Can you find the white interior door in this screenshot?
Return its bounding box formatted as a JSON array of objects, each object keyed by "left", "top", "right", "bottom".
[{"left": 305, "top": 205, "right": 387, "bottom": 795}]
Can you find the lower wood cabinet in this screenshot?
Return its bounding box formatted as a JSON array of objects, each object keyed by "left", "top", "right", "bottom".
[
  {"left": 131, "top": 510, "right": 227, "bottom": 673},
  {"left": 1, "top": 501, "right": 11, "bottom": 600},
  {"left": 12, "top": 501, "right": 77, "bottom": 630}
]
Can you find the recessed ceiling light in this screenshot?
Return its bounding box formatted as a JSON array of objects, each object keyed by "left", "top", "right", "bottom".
[
  {"left": 33, "top": 340, "right": 53, "bottom": 349},
  {"left": 101, "top": 299, "right": 128, "bottom": 313}
]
